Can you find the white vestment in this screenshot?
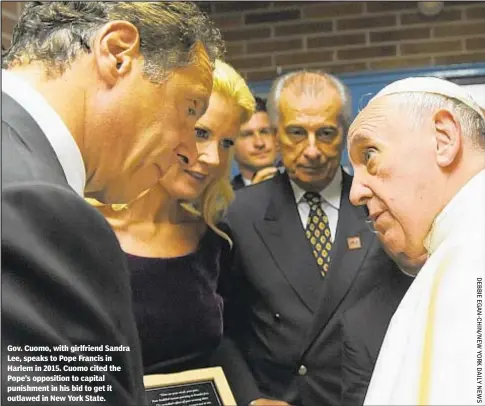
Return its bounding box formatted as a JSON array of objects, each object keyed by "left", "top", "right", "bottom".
[{"left": 364, "top": 169, "right": 485, "bottom": 406}]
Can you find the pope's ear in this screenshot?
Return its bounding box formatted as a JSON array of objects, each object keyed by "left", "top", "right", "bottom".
[{"left": 432, "top": 108, "right": 461, "bottom": 168}]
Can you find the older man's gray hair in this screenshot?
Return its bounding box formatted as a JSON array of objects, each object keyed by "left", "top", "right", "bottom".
[{"left": 266, "top": 70, "right": 352, "bottom": 136}]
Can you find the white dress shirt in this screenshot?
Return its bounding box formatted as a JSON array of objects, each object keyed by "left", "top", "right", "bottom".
[
  {"left": 242, "top": 176, "right": 252, "bottom": 186},
  {"left": 289, "top": 169, "right": 342, "bottom": 243},
  {"left": 2, "top": 69, "right": 86, "bottom": 196}
]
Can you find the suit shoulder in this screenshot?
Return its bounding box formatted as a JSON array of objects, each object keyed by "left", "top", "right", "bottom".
[
  {"left": 2, "top": 121, "right": 67, "bottom": 188},
  {"left": 2, "top": 182, "right": 130, "bottom": 303},
  {"left": 3, "top": 182, "right": 119, "bottom": 248},
  {"left": 230, "top": 177, "right": 274, "bottom": 212},
  {"left": 234, "top": 175, "right": 275, "bottom": 199}
]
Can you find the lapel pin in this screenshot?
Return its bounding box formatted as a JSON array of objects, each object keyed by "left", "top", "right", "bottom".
[{"left": 347, "top": 235, "right": 362, "bottom": 250}]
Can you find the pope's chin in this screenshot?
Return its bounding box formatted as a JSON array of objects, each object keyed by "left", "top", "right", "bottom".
[
  {"left": 377, "top": 230, "right": 428, "bottom": 276},
  {"left": 375, "top": 223, "right": 405, "bottom": 255}
]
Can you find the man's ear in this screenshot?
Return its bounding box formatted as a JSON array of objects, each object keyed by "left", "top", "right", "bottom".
[
  {"left": 432, "top": 108, "right": 461, "bottom": 168},
  {"left": 91, "top": 20, "right": 141, "bottom": 86}
]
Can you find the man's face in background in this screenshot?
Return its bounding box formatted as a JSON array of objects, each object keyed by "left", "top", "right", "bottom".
[
  {"left": 277, "top": 85, "right": 344, "bottom": 193},
  {"left": 235, "top": 111, "right": 278, "bottom": 176}
]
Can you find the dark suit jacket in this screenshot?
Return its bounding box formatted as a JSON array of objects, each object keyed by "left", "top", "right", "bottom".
[
  {"left": 231, "top": 174, "right": 246, "bottom": 191},
  {"left": 338, "top": 274, "right": 410, "bottom": 406},
  {"left": 216, "top": 171, "right": 412, "bottom": 406},
  {"left": 1, "top": 93, "right": 147, "bottom": 405}
]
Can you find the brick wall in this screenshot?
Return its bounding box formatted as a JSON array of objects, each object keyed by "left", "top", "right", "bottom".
[
  {"left": 2, "top": 1, "right": 484, "bottom": 80},
  {"left": 204, "top": 1, "right": 485, "bottom": 81},
  {"left": 1, "top": 1, "right": 23, "bottom": 50}
]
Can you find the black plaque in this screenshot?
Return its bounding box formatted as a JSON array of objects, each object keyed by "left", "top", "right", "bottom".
[
  {"left": 146, "top": 380, "right": 222, "bottom": 406},
  {"left": 144, "top": 367, "right": 236, "bottom": 406}
]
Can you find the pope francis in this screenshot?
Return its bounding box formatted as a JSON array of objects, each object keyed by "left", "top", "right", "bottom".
[{"left": 347, "top": 76, "right": 485, "bottom": 405}]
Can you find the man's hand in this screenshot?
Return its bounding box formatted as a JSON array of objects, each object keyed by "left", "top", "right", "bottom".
[
  {"left": 249, "top": 398, "right": 291, "bottom": 406},
  {"left": 252, "top": 167, "right": 279, "bottom": 184}
]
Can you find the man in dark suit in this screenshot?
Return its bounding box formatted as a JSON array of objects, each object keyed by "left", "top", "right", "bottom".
[
  {"left": 2, "top": 2, "right": 223, "bottom": 405},
  {"left": 232, "top": 96, "right": 279, "bottom": 190},
  {"left": 217, "top": 71, "right": 412, "bottom": 406}
]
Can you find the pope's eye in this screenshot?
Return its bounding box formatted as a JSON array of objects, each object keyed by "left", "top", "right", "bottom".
[{"left": 364, "top": 147, "right": 377, "bottom": 164}]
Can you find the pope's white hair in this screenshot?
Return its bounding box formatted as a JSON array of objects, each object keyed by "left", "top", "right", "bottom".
[
  {"left": 371, "top": 76, "right": 485, "bottom": 149},
  {"left": 390, "top": 92, "right": 485, "bottom": 149}
]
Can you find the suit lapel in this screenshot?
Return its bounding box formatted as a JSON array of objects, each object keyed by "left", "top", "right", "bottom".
[
  {"left": 303, "top": 171, "right": 373, "bottom": 348},
  {"left": 254, "top": 173, "right": 323, "bottom": 313}
]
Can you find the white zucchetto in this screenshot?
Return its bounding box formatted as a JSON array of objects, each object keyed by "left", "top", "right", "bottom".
[{"left": 370, "top": 76, "right": 485, "bottom": 120}]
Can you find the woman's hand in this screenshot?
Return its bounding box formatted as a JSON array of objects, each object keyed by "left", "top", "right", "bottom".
[
  {"left": 249, "top": 398, "right": 292, "bottom": 405},
  {"left": 252, "top": 167, "right": 279, "bottom": 185}
]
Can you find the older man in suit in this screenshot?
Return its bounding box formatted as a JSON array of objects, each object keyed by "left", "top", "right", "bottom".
[
  {"left": 2, "top": 2, "right": 222, "bottom": 405},
  {"left": 217, "top": 70, "right": 413, "bottom": 406}
]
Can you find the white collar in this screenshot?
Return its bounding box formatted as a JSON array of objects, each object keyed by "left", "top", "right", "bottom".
[
  {"left": 2, "top": 69, "right": 86, "bottom": 196},
  {"left": 242, "top": 176, "right": 252, "bottom": 186},
  {"left": 290, "top": 167, "right": 343, "bottom": 209},
  {"left": 424, "top": 169, "right": 485, "bottom": 254}
]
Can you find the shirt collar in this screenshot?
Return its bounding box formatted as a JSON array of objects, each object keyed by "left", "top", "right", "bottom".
[
  {"left": 424, "top": 169, "right": 485, "bottom": 254},
  {"left": 290, "top": 167, "right": 343, "bottom": 209},
  {"left": 242, "top": 176, "right": 252, "bottom": 186},
  {"left": 2, "top": 69, "right": 86, "bottom": 196}
]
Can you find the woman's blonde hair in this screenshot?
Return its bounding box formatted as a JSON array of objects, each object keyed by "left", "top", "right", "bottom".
[
  {"left": 182, "top": 60, "right": 255, "bottom": 245},
  {"left": 88, "top": 60, "right": 255, "bottom": 245}
]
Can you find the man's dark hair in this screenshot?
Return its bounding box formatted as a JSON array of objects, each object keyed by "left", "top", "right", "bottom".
[
  {"left": 255, "top": 96, "right": 268, "bottom": 113},
  {"left": 2, "top": 1, "right": 225, "bottom": 81}
]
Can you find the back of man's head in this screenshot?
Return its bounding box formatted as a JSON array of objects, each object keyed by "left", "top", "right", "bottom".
[
  {"left": 1, "top": 2, "right": 226, "bottom": 205},
  {"left": 2, "top": 1, "right": 224, "bottom": 81}
]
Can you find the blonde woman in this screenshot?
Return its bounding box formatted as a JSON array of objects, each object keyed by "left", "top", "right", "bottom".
[{"left": 92, "top": 60, "right": 254, "bottom": 374}]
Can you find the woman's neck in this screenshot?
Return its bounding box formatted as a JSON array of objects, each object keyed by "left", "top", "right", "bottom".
[{"left": 98, "top": 185, "right": 205, "bottom": 258}]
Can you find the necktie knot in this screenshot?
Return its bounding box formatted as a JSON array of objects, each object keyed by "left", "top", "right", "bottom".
[{"left": 304, "top": 192, "right": 321, "bottom": 208}]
